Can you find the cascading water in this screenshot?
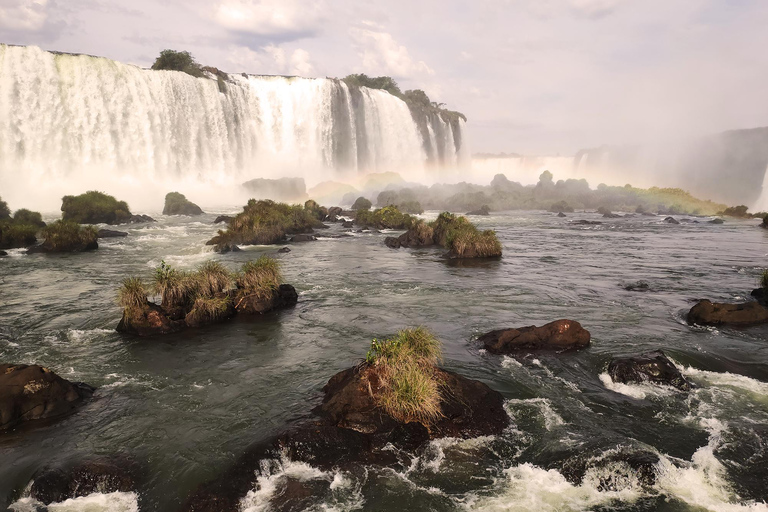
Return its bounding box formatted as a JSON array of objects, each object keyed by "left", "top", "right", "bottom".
[{"left": 0, "top": 44, "right": 468, "bottom": 210}]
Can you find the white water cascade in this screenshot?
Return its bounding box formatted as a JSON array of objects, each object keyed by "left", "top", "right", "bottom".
[{"left": 0, "top": 45, "right": 468, "bottom": 211}]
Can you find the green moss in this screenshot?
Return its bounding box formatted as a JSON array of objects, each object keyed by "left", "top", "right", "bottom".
[
  {"left": 163, "top": 192, "right": 203, "bottom": 216},
  {"left": 62, "top": 191, "right": 131, "bottom": 225},
  {"left": 207, "top": 199, "right": 323, "bottom": 251}
]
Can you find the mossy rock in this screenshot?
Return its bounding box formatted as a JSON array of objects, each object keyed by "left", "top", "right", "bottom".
[
  {"left": 163, "top": 192, "right": 204, "bottom": 216},
  {"left": 28, "top": 220, "right": 98, "bottom": 253},
  {"left": 61, "top": 191, "right": 132, "bottom": 225}
]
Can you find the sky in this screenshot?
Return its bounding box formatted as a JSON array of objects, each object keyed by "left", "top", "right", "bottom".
[{"left": 1, "top": 0, "right": 767, "bottom": 155}]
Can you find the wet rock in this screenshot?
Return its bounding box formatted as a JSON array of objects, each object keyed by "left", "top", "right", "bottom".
[
  {"left": 116, "top": 301, "right": 185, "bottom": 336},
  {"left": 687, "top": 299, "right": 768, "bottom": 326},
  {"left": 163, "top": 192, "right": 203, "bottom": 216},
  {"left": 466, "top": 205, "right": 490, "bottom": 216},
  {"left": 327, "top": 206, "right": 343, "bottom": 218},
  {"left": 479, "top": 319, "right": 591, "bottom": 353},
  {"left": 560, "top": 449, "right": 660, "bottom": 490},
  {"left": 607, "top": 350, "right": 691, "bottom": 391},
  {"left": 0, "top": 250, "right": 7, "bottom": 256},
  {"left": 603, "top": 212, "right": 622, "bottom": 218},
  {"left": 623, "top": 281, "right": 651, "bottom": 292},
  {"left": 29, "top": 456, "right": 142, "bottom": 505},
  {"left": 0, "top": 364, "right": 94, "bottom": 431},
  {"left": 278, "top": 247, "right": 291, "bottom": 253},
  {"left": 761, "top": 216, "right": 768, "bottom": 229},
  {"left": 710, "top": 218, "right": 725, "bottom": 224},
  {"left": 289, "top": 234, "right": 316, "bottom": 242},
  {"left": 128, "top": 214, "right": 156, "bottom": 223},
  {"left": 384, "top": 236, "right": 401, "bottom": 249},
  {"left": 213, "top": 215, "right": 233, "bottom": 224},
  {"left": 751, "top": 288, "right": 768, "bottom": 307},
  {"left": 664, "top": 216, "right": 680, "bottom": 224},
  {"left": 235, "top": 284, "right": 298, "bottom": 315},
  {"left": 97, "top": 229, "right": 128, "bottom": 238},
  {"left": 557, "top": 212, "right": 567, "bottom": 218},
  {"left": 341, "top": 221, "right": 354, "bottom": 228},
  {"left": 573, "top": 220, "right": 602, "bottom": 225}
]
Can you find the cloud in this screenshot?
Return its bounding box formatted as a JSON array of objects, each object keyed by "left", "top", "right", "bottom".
[
  {"left": 226, "top": 44, "right": 316, "bottom": 76},
  {"left": 569, "top": 0, "right": 625, "bottom": 19},
  {"left": 0, "top": 0, "right": 49, "bottom": 31},
  {"left": 349, "top": 24, "right": 433, "bottom": 78},
  {"left": 214, "top": 0, "right": 325, "bottom": 40}
]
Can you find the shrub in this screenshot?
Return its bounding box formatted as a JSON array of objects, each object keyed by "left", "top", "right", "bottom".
[
  {"left": 118, "top": 277, "right": 147, "bottom": 313},
  {"left": 0, "top": 198, "right": 11, "bottom": 220},
  {"left": 0, "top": 223, "right": 38, "bottom": 249},
  {"left": 151, "top": 50, "right": 204, "bottom": 78},
  {"left": 61, "top": 191, "right": 131, "bottom": 225},
  {"left": 720, "top": 205, "right": 750, "bottom": 218},
  {"left": 186, "top": 296, "right": 231, "bottom": 326},
  {"left": 304, "top": 199, "right": 328, "bottom": 221},
  {"left": 208, "top": 199, "right": 322, "bottom": 250},
  {"left": 351, "top": 196, "right": 372, "bottom": 211},
  {"left": 12, "top": 209, "right": 45, "bottom": 227},
  {"left": 39, "top": 220, "right": 98, "bottom": 252},
  {"left": 429, "top": 212, "right": 502, "bottom": 258},
  {"left": 196, "top": 260, "right": 233, "bottom": 298},
  {"left": 365, "top": 327, "right": 443, "bottom": 424},
  {"left": 153, "top": 260, "right": 196, "bottom": 311},
  {"left": 761, "top": 270, "right": 768, "bottom": 289},
  {"left": 399, "top": 200, "right": 424, "bottom": 215}
]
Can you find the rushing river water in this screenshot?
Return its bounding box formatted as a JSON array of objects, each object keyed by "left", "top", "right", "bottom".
[{"left": 1, "top": 210, "right": 767, "bottom": 512}]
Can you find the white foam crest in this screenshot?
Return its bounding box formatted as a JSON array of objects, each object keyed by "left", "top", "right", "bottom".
[
  {"left": 415, "top": 436, "right": 496, "bottom": 473},
  {"left": 67, "top": 328, "right": 115, "bottom": 342},
  {"left": 9, "top": 492, "right": 139, "bottom": 512},
  {"left": 599, "top": 372, "right": 678, "bottom": 400},
  {"left": 678, "top": 364, "right": 768, "bottom": 398},
  {"left": 467, "top": 463, "right": 641, "bottom": 511},
  {"left": 530, "top": 359, "right": 580, "bottom": 392},
  {"left": 505, "top": 398, "right": 565, "bottom": 430}
]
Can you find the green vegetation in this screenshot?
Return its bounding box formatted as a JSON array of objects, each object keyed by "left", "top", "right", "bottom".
[
  {"left": 207, "top": 199, "right": 324, "bottom": 251},
  {"left": 235, "top": 256, "right": 282, "bottom": 303},
  {"left": 12, "top": 209, "right": 45, "bottom": 227},
  {"left": 151, "top": 50, "right": 204, "bottom": 78},
  {"left": 304, "top": 199, "right": 328, "bottom": 221},
  {"left": 354, "top": 205, "right": 418, "bottom": 230},
  {"left": 118, "top": 277, "right": 147, "bottom": 314},
  {"left": 364, "top": 327, "right": 442, "bottom": 424},
  {"left": 0, "top": 198, "right": 44, "bottom": 249},
  {"left": 398, "top": 200, "right": 424, "bottom": 215},
  {"left": 760, "top": 269, "right": 768, "bottom": 289},
  {"left": 38, "top": 220, "right": 98, "bottom": 252},
  {"left": 719, "top": 205, "right": 751, "bottom": 218},
  {"left": 62, "top": 191, "right": 131, "bottom": 225},
  {"left": 0, "top": 198, "right": 9, "bottom": 220},
  {"left": 431, "top": 212, "right": 502, "bottom": 258},
  {"left": 351, "top": 196, "right": 372, "bottom": 211},
  {"left": 163, "top": 192, "right": 203, "bottom": 216}
]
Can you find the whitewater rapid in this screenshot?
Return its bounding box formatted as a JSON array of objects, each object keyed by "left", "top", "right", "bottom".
[{"left": 0, "top": 44, "right": 468, "bottom": 210}]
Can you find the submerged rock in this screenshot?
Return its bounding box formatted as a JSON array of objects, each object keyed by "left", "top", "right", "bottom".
[
  {"left": 97, "top": 229, "right": 128, "bottom": 238},
  {"left": 479, "top": 319, "right": 591, "bottom": 353},
  {"left": 710, "top": 218, "right": 725, "bottom": 224},
  {"left": 466, "top": 205, "right": 491, "bottom": 216},
  {"left": 28, "top": 456, "right": 142, "bottom": 505},
  {"left": 623, "top": 281, "right": 651, "bottom": 292},
  {"left": 603, "top": 212, "right": 622, "bottom": 218},
  {"left": 278, "top": 247, "right": 291, "bottom": 253},
  {"left": 559, "top": 448, "right": 660, "bottom": 491},
  {"left": 384, "top": 236, "right": 401, "bottom": 249},
  {"left": 664, "top": 216, "right": 680, "bottom": 224},
  {"left": 607, "top": 350, "right": 691, "bottom": 391},
  {"left": 0, "top": 364, "right": 94, "bottom": 431},
  {"left": 687, "top": 299, "right": 768, "bottom": 326},
  {"left": 557, "top": 212, "right": 567, "bottom": 218},
  {"left": 573, "top": 220, "right": 602, "bottom": 225},
  {"left": 128, "top": 214, "right": 156, "bottom": 223},
  {"left": 289, "top": 234, "right": 316, "bottom": 242}
]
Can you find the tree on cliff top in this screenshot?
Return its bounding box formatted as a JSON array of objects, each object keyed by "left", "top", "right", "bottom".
[{"left": 151, "top": 50, "right": 204, "bottom": 78}]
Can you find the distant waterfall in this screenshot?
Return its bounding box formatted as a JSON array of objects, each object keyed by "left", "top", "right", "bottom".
[{"left": 0, "top": 45, "right": 467, "bottom": 209}]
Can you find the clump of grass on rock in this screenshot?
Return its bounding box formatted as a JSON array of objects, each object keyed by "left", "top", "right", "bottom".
[
  {"left": 207, "top": 199, "right": 324, "bottom": 252},
  {"left": 117, "top": 256, "right": 297, "bottom": 336},
  {"left": 30, "top": 220, "right": 98, "bottom": 253},
  {"left": 364, "top": 327, "right": 443, "bottom": 424},
  {"left": 62, "top": 191, "right": 131, "bottom": 225},
  {"left": 354, "top": 205, "right": 418, "bottom": 229},
  {"left": 0, "top": 197, "right": 45, "bottom": 249},
  {"left": 389, "top": 212, "right": 501, "bottom": 259}
]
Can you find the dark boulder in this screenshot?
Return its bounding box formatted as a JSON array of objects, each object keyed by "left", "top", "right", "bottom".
[
  {"left": 213, "top": 215, "right": 233, "bottom": 224},
  {"left": 289, "top": 234, "right": 316, "bottom": 242},
  {"left": 479, "top": 319, "right": 591, "bottom": 353},
  {"left": 163, "top": 192, "right": 204, "bottom": 216},
  {"left": 97, "top": 229, "right": 128, "bottom": 238},
  {"left": 116, "top": 301, "right": 185, "bottom": 336},
  {"left": 0, "top": 250, "right": 7, "bottom": 256},
  {"left": 603, "top": 212, "right": 622, "bottom": 218},
  {"left": 761, "top": 216, "right": 768, "bottom": 229},
  {"left": 235, "top": 284, "right": 298, "bottom": 315},
  {"left": 327, "top": 206, "right": 343, "bottom": 218},
  {"left": 623, "top": 281, "right": 651, "bottom": 292},
  {"left": 342, "top": 221, "right": 354, "bottom": 228},
  {"left": 687, "top": 299, "right": 768, "bottom": 326},
  {"left": 607, "top": 350, "right": 691, "bottom": 391},
  {"left": 0, "top": 364, "right": 94, "bottom": 431},
  {"left": 751, "top": 288, "right": 768, "bottom": 307},
  {"left": 28, "top": 456, "right": 142, "bottom": 505},
  {"left": 664, "top": 216, "right": 680, "bottom": 224},
  {"left": 320, "top": 365, "right": 508, "bottom": 440},
  {"left": 384, "top": 236, "right": 401, "bottom": 249},
  {"left": 466, "top": 205, "right": 491, "bottom": 216},
  {"left": 559, "top": 448, "right": 660, "bottom": 490},
  {"left": 278, "top": 247, "right": 291, "bottom": 253},
  {"left": 710, "top": 218, "right": 725, "bottom": 224},
  {"left": 128, "top": 214, "right": 156, "bottom": 223},
  {"left": 557, "top": 212, "right": 567, "bottom": 218},
  {"left": 573, "top": 220, "right": 602, "bottom": 225}
]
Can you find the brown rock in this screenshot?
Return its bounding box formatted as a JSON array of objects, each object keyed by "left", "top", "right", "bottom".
[
  {"left": 235, "top": 284, "right": 298, "bottom": 315},
  {"left": 0, "top": 364, "right": 94, "bottom": 431},
  {"left": 116, "top": 302, "right": 185, "bottom": 337},
  {"left": 479, "top": 319, "right": 591, "bottom": 353},
  {"left": 687, "top": 300, "right": 768, "bottom": 326}
]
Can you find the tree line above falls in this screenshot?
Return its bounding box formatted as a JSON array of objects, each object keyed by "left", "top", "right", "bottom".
[{"left": 150, "top": 50, "right": 465, "bottom": 125}]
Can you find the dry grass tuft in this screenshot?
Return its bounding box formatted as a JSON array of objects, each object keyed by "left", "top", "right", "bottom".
[
  {"left": 118, "top": 277, "right": 147, "bottom": 313},
  {"left": 236, "top": 256, "right": 282, "bottom": 301}
]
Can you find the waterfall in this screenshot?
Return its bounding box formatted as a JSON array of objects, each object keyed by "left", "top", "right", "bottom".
[{"left": 0, "top": 45, "right": 468, "bottom": 210}]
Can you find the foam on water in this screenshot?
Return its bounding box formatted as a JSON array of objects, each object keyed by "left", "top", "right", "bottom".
[
  {"left": 505, "top": 398, "right": 565, "bottom": 430},
  {"left": 599, "top": 372, "right": 678, "bottom": 400},
  {"left": 9, "top": 492, "right": 139, "bottom": 512}
]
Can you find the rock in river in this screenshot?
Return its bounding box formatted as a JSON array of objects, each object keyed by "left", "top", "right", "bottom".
[
  {"left": 479, "top": 319, "right": 591, "bottom": 353},
  {"left": 687, "top": 299, "right": 768, "bottom": 326},
  {"left": 607, "top": 350, "right": 691, "bottom": 391},
  {"left": 0, "top": 364, "right": 94, "bottom": 431}
]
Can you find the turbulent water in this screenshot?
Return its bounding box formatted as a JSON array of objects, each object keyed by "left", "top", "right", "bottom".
[
  {"left": 0, "top": 45, "right": 468, "bottom": 210},
  {"left": 1, "top": 210, "right": 767, "bottom": 511}
]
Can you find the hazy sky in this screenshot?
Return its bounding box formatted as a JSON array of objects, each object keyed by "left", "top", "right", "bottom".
[{"left": 1, "top": 0, "right": 767, "bottom": 154}]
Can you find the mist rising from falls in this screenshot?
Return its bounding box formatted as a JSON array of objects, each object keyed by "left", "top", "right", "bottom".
[{"left": 0, "top": 45, "right": 468, "bottom": 211}]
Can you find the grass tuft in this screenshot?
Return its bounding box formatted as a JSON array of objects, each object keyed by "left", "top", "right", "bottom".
[
  {"left": 40, "top": 220, "right": 98, "bottom": 252},
  {"left": 195, "top": 260, "right": 233, "bottom": 297},
  {"left": 760, "top": 269, "right": 768, "bottom": 289},
  {"left": 236, "top": 256, "right": 282, "bottom": 301},
  {"left": 118, "top": 277, "right": 147, "bottom": 312}
]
